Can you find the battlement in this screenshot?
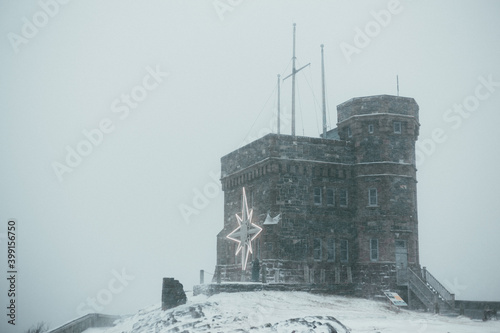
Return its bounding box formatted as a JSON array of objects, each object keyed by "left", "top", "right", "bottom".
[
  {"left": 221, "top": 133, "right": 354, "bottom": 179},
  {"left": 337, "top": 95, "right": 419, "bottom": 123}
]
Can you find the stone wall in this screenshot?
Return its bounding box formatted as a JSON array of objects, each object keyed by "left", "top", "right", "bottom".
[
  {"left": 454, "top": 300, "right": 500, "bottom": 320},
  {"left": 337, "top": 95, "right": 419, "bottom": 123},
  {"left": 216, "top": 95, "right": 421, "bottom": 299},
  {"left": 221, "top": 134, "right": 354, "bottom": 180},
  {"left": 215, "top": 260, "right": 354, "bottom": 286},
  {"left": 217, "top": 134, "right": 358, "bottom": 269},
  {"left": 194, "top": 282, "right": 354, "bottom": 297},
  {"left": 162, "top": 278, "right": 187, "bottom": 310}
]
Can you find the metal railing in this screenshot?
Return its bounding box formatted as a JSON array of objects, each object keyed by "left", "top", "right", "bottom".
[
  {"left": 422, "top": 267, "right": 455, "bottom": 308},
  {"left": 408, "top": 268, "right": 435, "bottom": 310}
]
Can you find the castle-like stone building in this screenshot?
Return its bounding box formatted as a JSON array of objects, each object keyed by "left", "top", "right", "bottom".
[{"left": 215, "top": 94, "right": 421, "bottom": 297}]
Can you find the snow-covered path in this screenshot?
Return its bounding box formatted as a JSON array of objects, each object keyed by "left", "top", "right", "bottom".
[{"left": 94, "top": 291, "right": 500, "bottom": 332}]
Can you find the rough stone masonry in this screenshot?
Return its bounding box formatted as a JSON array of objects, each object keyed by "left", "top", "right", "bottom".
[
  {"left": 214, "top": 95, "right": 420, "bottom": 299},
  {"left": 162, "top": 278, "right": 187, "bottom": 310}
]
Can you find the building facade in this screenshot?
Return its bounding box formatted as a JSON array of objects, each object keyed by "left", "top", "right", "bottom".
[{"left": 214, "top": 94, "right": 421, "bottom": 297}]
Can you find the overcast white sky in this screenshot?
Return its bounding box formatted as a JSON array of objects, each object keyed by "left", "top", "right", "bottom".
[{"left": 1, "top": 1, "right": 500, "bottom": 332}]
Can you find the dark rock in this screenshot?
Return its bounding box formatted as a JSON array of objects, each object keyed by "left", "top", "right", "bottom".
[{"left": 162, "top": 278, "right": 187, "bottom": 310}]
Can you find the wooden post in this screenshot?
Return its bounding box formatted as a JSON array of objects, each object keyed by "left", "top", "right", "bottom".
[
  {"left": 408, "top": 286, "right": 412, "bottom": 309},
  {"left": 434, "top": 294, "right": 439, "bottom": 314},
  {"left": 200, "top": 270, "right": 204, "bottom": 284}
]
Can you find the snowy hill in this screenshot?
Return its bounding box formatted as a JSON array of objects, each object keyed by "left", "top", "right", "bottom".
[{"left": 93, "top": 291, "right": 499, "bottom": 333}]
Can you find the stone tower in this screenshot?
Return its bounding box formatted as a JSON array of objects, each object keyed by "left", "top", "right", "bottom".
[
  {"left": 336, "top": 95, "right": 420, "bottom": 295},
  {"left": 215, "top": 94, "right": 420, "bottom": 297}
]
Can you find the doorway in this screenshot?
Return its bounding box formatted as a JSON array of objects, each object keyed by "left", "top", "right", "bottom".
[{"left": 395, "top": 240, "right": 408, "bottom": 285}]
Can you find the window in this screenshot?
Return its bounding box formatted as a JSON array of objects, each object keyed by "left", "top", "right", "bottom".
[
  {"left": 327, "top": 238, "right": 335, "bottom": 262},
  {"left": 347, "top": 127, "right": 352, "bottom": 138},
  {"left": 370, "top": 239, "right": 379, "bottom": 261},
  {"left": 314, "top": 187, "right": 322, "bottom": 205},
  {"left": 395, "top": 240, "right": 406, "bottom": 249},
  {"left": 326, "top": 188, "right": 335, "bottom": 205},
  {"left": 293, "top": 239, "right": 307, "bottom": 260},
  {"left": 340, "top": 240, "right": 349, "bottom": 262},
  {"left": 339, "top": 189, "right": 348, "bottom": 207},
  {"left": 266, "top": 242, "right": 273, "bottom": 252},
  {"left": 313, "top": 238, "right": 322, "bottom": 260},
  {"left": 369, "top": 188, "right": 378, "bottom": 206},
  {"left": 368, "top": 124, "right": 374, "bottom": 133},
  {"left": 394, "top": 122, "right": 402, "bottom": 134}
]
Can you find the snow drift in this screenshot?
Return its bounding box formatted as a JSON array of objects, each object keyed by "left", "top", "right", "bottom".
[{"left": 97, "top": 291, "right": 499, "bottom": 333}]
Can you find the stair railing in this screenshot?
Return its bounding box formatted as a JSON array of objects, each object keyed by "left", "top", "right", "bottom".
[
  {"left": 422, "top": 267, "right": 455, "bottom": 308},
  {"left": 408, "top": 268, "right": 435, "bottom": 310}
]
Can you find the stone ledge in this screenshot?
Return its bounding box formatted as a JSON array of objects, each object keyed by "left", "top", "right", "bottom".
[{"left": 193, "top": 282, "right": 354, "bottom": 297}]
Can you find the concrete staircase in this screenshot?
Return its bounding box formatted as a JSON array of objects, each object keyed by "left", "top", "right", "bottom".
[{"left": 407, "top": 267, "right": 456, "bottom": 314}]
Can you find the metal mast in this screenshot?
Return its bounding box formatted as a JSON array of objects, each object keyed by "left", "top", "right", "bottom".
[
  {"left": 277, "top": 74, "right": 281, "bottom": 135},
  {"left": 283, "top": 23, "right": 310, "bottom": 138},
  {"left": 291, "top": 23, "right": 297, "bottom": 137},
  {"left": 321, "top": 44, "right": 327, "bottom": 138},
  {"left": 397, "top": 75, "right": 400, "bottom": 96}
]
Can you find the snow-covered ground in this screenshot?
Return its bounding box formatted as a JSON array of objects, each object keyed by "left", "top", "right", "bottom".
[{"left": 90, "top": 291, "right": 500, "bottom": 333}]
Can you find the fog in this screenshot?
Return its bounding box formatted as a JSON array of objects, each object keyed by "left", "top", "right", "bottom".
[{"left": 1, "top": 1, "right": 499, "bottom": 332}]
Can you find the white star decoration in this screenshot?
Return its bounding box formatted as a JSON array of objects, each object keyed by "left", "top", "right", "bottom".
[{"left": 226, "top": 187, "right": 263, "bottom": 270}]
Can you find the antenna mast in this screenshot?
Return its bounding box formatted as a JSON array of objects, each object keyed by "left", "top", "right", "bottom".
[
  {"left": 397, "top": 75, "right": 400, "bottom": 96},
  {"left": 277, "top": 74, "right": 281, "bottom": 135},
  {"left": 291, "top": 23, "right": 297, "bottom": 137},
  {"left": 283, "top": 23, "right": 310, "bottom": 138},
  {"left": 321, "top": 44, "right": 327, "bottom": 138}
]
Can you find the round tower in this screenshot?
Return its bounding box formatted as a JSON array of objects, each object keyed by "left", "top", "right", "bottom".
[{"left": 337, "top": 95, "right": 420, "bottom": 295}]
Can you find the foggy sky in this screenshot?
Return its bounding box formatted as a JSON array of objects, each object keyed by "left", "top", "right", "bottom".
[{"left": 1, "top": 1, "right": 500, "bottom": 332}]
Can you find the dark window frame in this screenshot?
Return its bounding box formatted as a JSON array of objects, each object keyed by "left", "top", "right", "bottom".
[
  {"left": 340, "top": 239, "right": 349, "bottom": 262},
  {"left": 314, "top": 187, "right": 322, "bottom": 205},
  {"left": 370, "top": 239, "right": 379, "bottom": 261},
  {"left": 368, "top": 188, "right": 378, "bottom": 206}
]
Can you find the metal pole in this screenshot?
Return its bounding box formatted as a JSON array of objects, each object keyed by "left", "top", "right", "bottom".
[
  {"left": 397, "top": 75, "right": 400, "bottom": 96},
  {"left": 321, "top": 44, "right": 327, "bottom": 138},
  {"left": 200, "top": 269, "right": 204, "bottom": 284},
  {"left": 291, "top": 23, "right": 296, "bottom": 137},
  {"left": 277, "top": 74, "right": 281, "bottom": 135}
]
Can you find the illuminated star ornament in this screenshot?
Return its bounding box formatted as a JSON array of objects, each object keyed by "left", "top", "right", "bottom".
[{"left": 226, "top": 187, "right": 263, "bottom": 270}]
